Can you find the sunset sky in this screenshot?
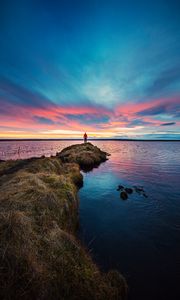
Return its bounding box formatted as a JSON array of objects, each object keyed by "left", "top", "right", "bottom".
[{"left": 0, "top": 0, "right": 180, "bottom": 139}]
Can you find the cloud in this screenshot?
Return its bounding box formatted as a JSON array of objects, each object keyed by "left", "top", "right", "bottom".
[
  {"left": 33, "top": 116, "right": 55, "bottom": 125},
  {"left": 137, "top": 104, "right": 167, "bottom": 116},
  {"left": 146, "top": 66, "right": 180, "bottom": 96},
  {"left": 0, "top": 75, "right": 179, "bottom": 140},
  {"left": 0, "top": 76, "right": 54, "bottom": 108},
  {"left": 65, "top": 114, "right": 110, "bottom": 125},
  {"left": 136, "top": 97, "right": 180, "bottom": 117},
  {"left": 127, "top": 119, "right": 153, "bottom": 127},
  {"left": 160, "top": 122, "right": 176, "bottom": 126}
]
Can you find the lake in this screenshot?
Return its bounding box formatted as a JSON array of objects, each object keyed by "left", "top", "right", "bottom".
[{"left": 0, "top": 140, "right": 180, "bottom": 299}]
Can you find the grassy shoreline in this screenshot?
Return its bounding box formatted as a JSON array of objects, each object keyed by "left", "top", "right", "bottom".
[{"left": 0, "top": 143, "right": 127, "bottom": 300}]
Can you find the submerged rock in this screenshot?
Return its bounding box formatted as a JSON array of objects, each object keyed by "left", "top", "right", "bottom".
[
  {"left": 117, "top": 184, "right": 147, "bottom": 200},
  {"left": 133, "top": 185, "right": 144, "bottom": 193},
  {"left": 133, "top": 185, "right": 148, "bottom": 197},
  {"left": 120, "top": 191, "right": 128, "bottom": 200},
  {"left": 117, "top": 185, "right": 124, "bottom": 191},
  {"left": 57, "top": 142, "right": 109, "bottom": 171},
  {"left": 125, "top": 187, "right": 133, "bottom": 194}
]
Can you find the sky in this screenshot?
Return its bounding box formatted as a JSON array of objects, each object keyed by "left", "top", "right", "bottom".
[{"left": 0, "top": 0, "right": 180, "bottom": 139}]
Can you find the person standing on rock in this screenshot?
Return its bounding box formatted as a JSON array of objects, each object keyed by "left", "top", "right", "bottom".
[{"left": 83, "top": 132, "right": 87, "bottom": 143}]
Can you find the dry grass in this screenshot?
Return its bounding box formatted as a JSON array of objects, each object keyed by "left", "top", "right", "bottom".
[
  {"left": 57, "top": 142, "right": 109, "bottom": 171},
  {"left": 0, "top": 151, "right": 127, "bottom": 299}
]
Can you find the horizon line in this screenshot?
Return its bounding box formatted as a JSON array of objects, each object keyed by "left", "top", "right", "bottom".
[{"left": 0, "top": 138, "right": 180, "bottom": 142}]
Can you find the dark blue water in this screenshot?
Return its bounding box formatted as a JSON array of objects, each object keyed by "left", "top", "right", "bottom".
[
  {"left": 78, "top": 141, "right": 180, "bottom": 300},
  {"left": 0, "top": 140, "right": 180, "bottom": 299}
]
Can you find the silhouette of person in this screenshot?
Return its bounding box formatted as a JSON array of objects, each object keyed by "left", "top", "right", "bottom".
[{"left": 83, "top": 132, "right": 87, "bottom": 143}]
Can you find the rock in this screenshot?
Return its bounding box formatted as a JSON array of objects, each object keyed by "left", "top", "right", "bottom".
[
  {"left": 133, "top": 186, "right": 144, "bottom": 193},
  {"left": 120, "top": 191, "right": 128, "bottom": 200},
  {"left": 117, "top": 185, "right": 124, "bottom": 191},
  {"left": 57, "top": 142, "right": 109, "bottom": 171},
  {"left": 125, "top": 187, "right": 133, "bottom": 194},
  {"left": 117, "top": 184, "right": 147, "bottom": 200},
  {"left": 133, "top": 185, "right": 148, "bottom": 198}
]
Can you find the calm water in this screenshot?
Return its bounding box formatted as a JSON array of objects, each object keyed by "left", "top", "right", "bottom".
[{"left": 0, "top": 140, "right": 180, "bottom": 299}]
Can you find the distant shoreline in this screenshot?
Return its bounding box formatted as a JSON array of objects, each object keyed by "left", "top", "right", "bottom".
[{"left": 0, "top": 138, "right": 179, "bottom": 142}]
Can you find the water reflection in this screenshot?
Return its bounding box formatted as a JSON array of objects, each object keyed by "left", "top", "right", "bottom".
[{"left": 78, "top": 141, "right": 180, "bottom": 300}]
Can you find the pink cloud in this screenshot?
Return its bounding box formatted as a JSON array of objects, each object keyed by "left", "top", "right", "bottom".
[{"left": 0, "top": 95, "right": 179, "bottom": 138}]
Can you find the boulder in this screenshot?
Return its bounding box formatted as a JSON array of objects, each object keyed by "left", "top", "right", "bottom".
[{"left": 120, "top": 191, "right": 128, "bottom": 200}]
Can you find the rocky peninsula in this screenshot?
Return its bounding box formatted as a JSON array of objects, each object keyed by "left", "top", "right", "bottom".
[{"left": 0, "top": 143, "right": 127, "bottom": 300}]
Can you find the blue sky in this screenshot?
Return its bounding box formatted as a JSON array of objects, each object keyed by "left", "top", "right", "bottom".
[{"left": 0, "top": 0, "right": 180, "bottom": 139}]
